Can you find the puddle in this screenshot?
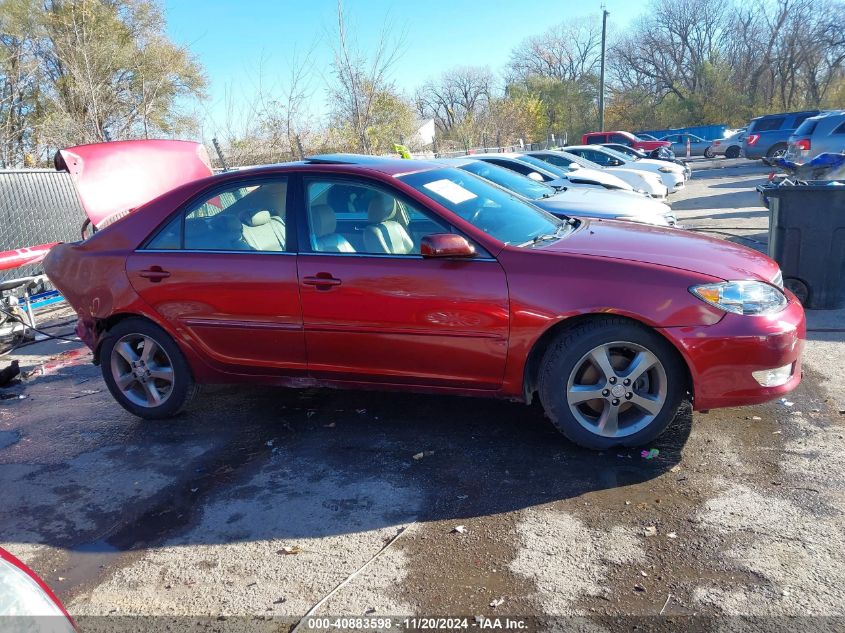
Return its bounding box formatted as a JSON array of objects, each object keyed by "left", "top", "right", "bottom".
[
  {"left": 45, "top": 423, "right": 280, "bottom": 601},
  {"left": 0, "top": 429, "right": 20, "bottom": 449},
  {"left": 50, "top": 540, "right": 123, "bottom": 598}
]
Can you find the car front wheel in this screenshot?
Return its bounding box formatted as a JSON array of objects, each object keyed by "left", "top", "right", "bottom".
[
  {"left": 100, "top": 317, "right": 196, "bottom": 419},
  {"left": 725, "top": 146, "right": 740, "bottom": 159},
  {"left": 538, "top": 318, "right": 686, "bottom": 450},
  {"left": 704, "top": 147, "right": 715, "bottom": 158}
]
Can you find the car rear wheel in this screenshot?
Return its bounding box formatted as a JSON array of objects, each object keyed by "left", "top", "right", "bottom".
[
  {"left": 725, "top": 146, "right": 740, "bottom": 159},
  {"left": 538, "top": 318, "right": 686, "bottom": 450},
  {"left": 767, "top": 143, "right": 788, "bottom": 159},
  {"left": 100, "top": 318, "right": 196, "bottom": 419}
]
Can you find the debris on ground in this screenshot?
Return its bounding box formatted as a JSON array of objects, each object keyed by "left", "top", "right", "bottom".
[
  {"left": 277, "top": 546, "right": 302, "bottom": 555},
  {"left": 780, "top": 398, "right": 794, "bottom": 407},
  {"left": 667, "top": 532, "right": 678, "bottom": 539},
  {"left": 412, "top": 450, "right": 435, "bottom": 460},
  {"left": 69, "top": 389, "right": 100, "bottom": 399},
  {"left": 641, "top": 448, "right": 660, "bottom": 459},
  {"left": 642, "top": 526, "right": 657, "bottom": 537},
  {"left": 451, "top": 525, "right": 467, "bottom": 534},
  {"left": 489, "top": 597, "right": 504, "bottom": 608},
  {"left": 633, "top": 584, "right": 646, "bottom": 593},
  {"left": 0, "top": 360, "right": 20, "bottom": 387}
]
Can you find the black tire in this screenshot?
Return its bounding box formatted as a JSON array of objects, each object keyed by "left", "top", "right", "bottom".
[
  {"left": 537, "top": 317, "right": 686, "bottom": 450},
  {"left": 766, "top": 143, "right": 787, "bottom": 159},
  {"left": 725, "top": 145, "right": 740, "bottom": 159},
  {"left": 704, "top": 147, "right": 715, "bottom": 159},
  {"left": 100, "top": 317, "right": 196, "bottom": 419}
]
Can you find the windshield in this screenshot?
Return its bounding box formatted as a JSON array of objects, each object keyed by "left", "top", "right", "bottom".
[
  {"left": 554, "top": 151, "right": 600, "bottom": 169},
  {"left": 597, "top": 146, "right": 632, "bottom": 162},
  {"left": 398, "top": 168, "right": 569, "bottom": 247},
  {"left": 458, "top": 161, "right": 555, "bottom": 201},
  {"left": 514, "top": 154, "right": 570, "bottom": 178}
]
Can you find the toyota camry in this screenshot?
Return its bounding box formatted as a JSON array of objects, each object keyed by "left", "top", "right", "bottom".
[{"left": 44, "top": 152, "right": 804, "bottom": 449}]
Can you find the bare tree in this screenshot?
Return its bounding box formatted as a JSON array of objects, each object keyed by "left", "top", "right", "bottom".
[
  {"left": 415, "top": 66, "right": 493, "bottom": 134},
  {"left": 327, "top": 0, "right": 407, "bottom": 153},
  {"left": 506, "top": 17, "right": 602, "bottom": 84}
]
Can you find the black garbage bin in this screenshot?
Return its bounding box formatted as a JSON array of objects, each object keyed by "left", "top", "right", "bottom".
[{"left": 763, "top": 180, "right": 845, "bottom": 309}]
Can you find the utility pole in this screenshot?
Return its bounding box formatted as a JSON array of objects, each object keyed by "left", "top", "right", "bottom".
[{"left": 599, "top": 6, "right": 609, "bottom": 131}]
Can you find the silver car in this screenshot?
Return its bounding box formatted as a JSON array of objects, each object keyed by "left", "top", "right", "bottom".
[
  {"left": 786, "top": 111, "right": 845, "bottom": 161},
  {"left": 439, "top": 157, "right": 679, "bottom": 227},
  {"left": 710, "top": 129, "right": 746, "bottom": 159},
  {"left": 660, "top": 133, "right": 714, "bottom": 158}
]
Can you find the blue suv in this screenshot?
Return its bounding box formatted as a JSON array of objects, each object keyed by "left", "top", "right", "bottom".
[{"left": 743, "top": 110, "right": 821, "bottom": 160}]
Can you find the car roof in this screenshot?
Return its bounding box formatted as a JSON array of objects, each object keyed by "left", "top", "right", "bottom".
[
  {"left": 751, "top": 109, "right": 821, "bottom": 121},
  {"left": 562, "top": 145, "right": 612, "bottom": 152},
  {"left": 303, "top": 153, "right": 439, "bottom": 175},
  {"left": 465, "top": 152, "right": 523, "bottom": 159},
  {"left": 437, "top": 157, "right": 478, "bottom": 166}
]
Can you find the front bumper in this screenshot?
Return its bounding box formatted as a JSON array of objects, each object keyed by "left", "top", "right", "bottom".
[{"left": 660, "top": 294, "right": 805, "bottom": 411}]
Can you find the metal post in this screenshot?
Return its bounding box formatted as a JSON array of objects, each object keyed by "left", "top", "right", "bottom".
[{"left": 599, "top": 8, "right": 609, "bottom": 131}]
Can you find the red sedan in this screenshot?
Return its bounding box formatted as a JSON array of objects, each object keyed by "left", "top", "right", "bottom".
[{"left": 44, "top": 153, "right": 804, "bottom": 449}]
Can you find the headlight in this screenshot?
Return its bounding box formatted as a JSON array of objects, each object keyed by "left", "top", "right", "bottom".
[
  {"left": 0, "top": 558, "right": 75, "bottom": 630},
  {"left": 616, "top": 215, "right": 670, "bottom": 226},
  {"left": 690, "top": 281, "right": 788, "bottom": 315}
]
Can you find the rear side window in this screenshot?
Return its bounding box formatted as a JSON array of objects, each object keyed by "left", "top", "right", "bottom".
[
  {"left": 144, "top": 178, "right": 289, "bottom": 252},
  {"left": 585, "top": 134, "right": 606, "bottom": 144},
  {"left": 792, "top": 113, "right": 814, "bottom": 128},
  {"left": 831, "top": 119, "right": 845, "bottom": 135},
  {"left": 754, "top": 117, "right": 785, "bottom": 132},
  {"left": 794, "top": 119, "right": 818, "bottom": 136}
]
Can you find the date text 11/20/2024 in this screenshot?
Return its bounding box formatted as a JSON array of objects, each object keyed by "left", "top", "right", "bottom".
[{"left": 304, "top": 617, "right": 528, "bottom": 630}]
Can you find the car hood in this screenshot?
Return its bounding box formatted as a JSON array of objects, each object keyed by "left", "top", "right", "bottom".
[
  {"left": 566, "top": 168, "right": 631, "bottom": 190},
  {"left": 56, "top": 140, "right": 213, "bottom": 228},
  {"left": 543, "top": 219, "right": 780, "bottom": 282},
  {"left": 536, "top": 187, "right": 670, "bottom": 219},
  {"left": 604, "top": 167, "right": 659, "bottom": 183},
  {"left": 630, "top": 158, "right": 684, "bottom": 172}
]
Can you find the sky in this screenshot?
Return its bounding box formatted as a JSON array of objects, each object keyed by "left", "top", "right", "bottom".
[{"left": 162, "top": 0, "right": 644, "bottom": 136}]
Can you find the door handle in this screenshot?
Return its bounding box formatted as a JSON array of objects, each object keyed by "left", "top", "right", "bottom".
[
  {"left": 302, "top": 274, "right": 342, "bottom": 289},
  {"left": 139, "top": 266, "right": 171, "bottom": 282}
]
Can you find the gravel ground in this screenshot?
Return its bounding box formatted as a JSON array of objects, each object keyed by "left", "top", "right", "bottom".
[{"left": 1, "top": 158, "right": 844, "bottom": 631}]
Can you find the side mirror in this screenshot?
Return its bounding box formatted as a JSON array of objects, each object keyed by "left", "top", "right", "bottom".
[
  {"left": 610, "top": 158, "right": 623, "bottom": 166},
  {"left": 421, "top": 234, "right": 476, "bottom": 258},
  {"left": 527, "top": 172, "right": 545, "bottom": 182}
]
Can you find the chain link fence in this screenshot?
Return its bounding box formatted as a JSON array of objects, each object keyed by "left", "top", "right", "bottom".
[{"left": 0, "top": 170, "right": 86, "bottom": 282}]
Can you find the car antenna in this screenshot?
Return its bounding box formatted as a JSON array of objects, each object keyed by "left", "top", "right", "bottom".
[{"left": 212, "top": 137, "right": 230, "bottom": 172}]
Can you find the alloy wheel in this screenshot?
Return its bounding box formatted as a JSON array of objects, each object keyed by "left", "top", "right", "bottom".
[
  {"left": 109, "top": 333, "right": 175, "bottom": 408},
  {"left": 565, "top": 341, "right": 668, "bottom": 438}
]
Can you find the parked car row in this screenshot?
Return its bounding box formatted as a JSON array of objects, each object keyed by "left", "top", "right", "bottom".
[{"left": 580, "top": 109, "right": 843, "bottom": 165}]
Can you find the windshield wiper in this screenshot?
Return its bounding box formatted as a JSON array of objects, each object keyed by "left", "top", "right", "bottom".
[{"left": 520, "top": 221, "right": 574, "bottom": 247}]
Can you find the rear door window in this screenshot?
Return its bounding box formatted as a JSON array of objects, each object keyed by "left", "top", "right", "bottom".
[
  {"left": 794, "top": 119, "right": 819, "bottom": 136},
  {"left": 832, "top": 119, "right": 845, "bottom": 135},
  {"left": 791, "top": 113, "right": 814, "bottom": 128},
  {"left": 609, "top": 133, "right": 630, "bottom": 145},
  {"left": 754, "top": 117, "right": 785, "bottom": 132}
]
